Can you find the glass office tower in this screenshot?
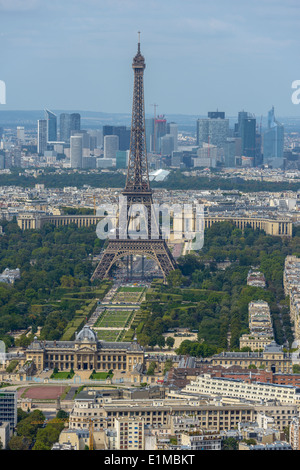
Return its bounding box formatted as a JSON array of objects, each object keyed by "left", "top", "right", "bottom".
[
  {"left": 263, "top": 106, "right": 284, "bottom": 168},
  {"left": 45, "top": 109, "right": 57, "bottom": 142}
]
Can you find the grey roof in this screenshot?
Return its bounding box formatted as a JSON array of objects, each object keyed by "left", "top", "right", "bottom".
[
  {"left": 263, "top": 341, "right": 283, "bottom": 353},
  {"left": 27, "top": 325, "right": 144, "bottom": 352},
  {"left": 75, "top": 325, "right": 98, "bottom": 343}
]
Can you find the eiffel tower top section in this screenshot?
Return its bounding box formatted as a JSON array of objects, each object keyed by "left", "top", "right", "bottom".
[
  {"left": 123, "top": 34, "right": 151, "bottom": 195},
  {"left": 132, "top": 32, "right": 145, "bottom": 70}
]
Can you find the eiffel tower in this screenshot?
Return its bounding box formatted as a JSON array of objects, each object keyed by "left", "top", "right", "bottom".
[{"left": 91, "top": 36, "right": 177, "bottom": 282}]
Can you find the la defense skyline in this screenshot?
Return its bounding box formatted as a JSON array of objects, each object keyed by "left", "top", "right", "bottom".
[
  {"left": 1, "top": 32, "right": 287, "bottom": 171},
  {"left": 34, "top": 104, "right": 284, "bottom": 170}
]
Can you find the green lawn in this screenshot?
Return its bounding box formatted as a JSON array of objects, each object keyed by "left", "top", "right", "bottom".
[
  {"left": 112, "top": 286, "right": 147, "bottom": 303},
  {"left": 96, "top": 330, "right": 121, "bottom": 341},
  {"left": 94, "top": 309, "right": 133, "bottom": 328},
  {"left": 118, "top": 286, "right": 145, "bottom": 292},
  {"left": 50, "top": 371, "right": 75, "bottom": 379},
  {"left": 89, "top": 372, "right": 113, "bottom": 380}
]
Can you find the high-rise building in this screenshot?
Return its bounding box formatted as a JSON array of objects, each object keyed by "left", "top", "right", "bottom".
[
  {"left": 196, "top": 112, "right": 229, "bottom": 148},
  {"left": 116, "top": 150, "right": 129, "bottom": 169},
  {"left": 115, "top": 418, "right": 145, "bottom": 451},
  {"left": 71, "top": 130, "right": 90, "bottom": 149},
  {"left": 241, "top": 117, "right": 256, "bottom": 159},
  {"left": 12, "top": 148, "right": 22, "bottom": 167},
  {"left": 37, "top": 119, "right": 47, "bottom": 155},
  {"left": 70, "top": 135, "right": 83, "bottom": 168},
  {"left": 263, "top": 106, "right": 284, "bottom": 168},
  {"left": 223, "top": 137, "right": 241, "bottom": 167},
  {"left": 104, "top": 134, "right": 119, "bottom": 159},
  {"left": 168, "top": 122, "right": 178, "bottom": 151},
  {"left": 0, "top": 390, "right": 17, "bottom": 429},
  {"left": 208, "top": 111, "right": 225, "bottom": 119},
  {"left": 70, "top": 113, "right": 81, "bottom": 133},
  {"left": 235, "top": 111, "right": 256, "bottom": 160},
  {"left": 103, "top": 125, "right": 130, "bottom": 151},
  {"left": 160, "top": 134, "right": 174, "bottom": 156},
  {"left": 60, "top": 113, "right": 81, "bottom": 143},
  {"left": 17, "top": 126, "right": 25, "bottom": 142},
  {"left": 45, "top": 109, "right": 57, "bottom": 142},
  {"left": 59, "top": 113, "right": 71, "bottom": 143},
  {"left": 155, "top": 115, "right": 167, "bottom": 153}
]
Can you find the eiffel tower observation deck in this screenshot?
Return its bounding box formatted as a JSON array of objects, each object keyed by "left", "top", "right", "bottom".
[{"left": 91, "top": 35, "right": 177, "bottom": 282}]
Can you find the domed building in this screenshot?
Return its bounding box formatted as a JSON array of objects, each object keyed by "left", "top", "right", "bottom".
[{"left": 25, "top": 325, "right": 144, "bottom": 374}]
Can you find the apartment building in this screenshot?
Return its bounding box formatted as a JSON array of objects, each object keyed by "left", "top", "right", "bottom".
[
  {"left": 248, "top": 300, "right": 273, "bottom": 336},
  {"left": 115, "top": 417, "right": 145, "bottom": 450},
  {"left": 69, "top": 396, "right": 257, "bottom": 433},
  {"left": 284, "top": 256, "right": 300, "bottom": 341},
  {"left": 184, "top": 373, "right": 300, "bottom": 405}
]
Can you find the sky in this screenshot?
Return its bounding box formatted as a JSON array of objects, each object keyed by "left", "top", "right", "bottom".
[{"left": 1, "top": 0, "right": 300, "bottom": 118}]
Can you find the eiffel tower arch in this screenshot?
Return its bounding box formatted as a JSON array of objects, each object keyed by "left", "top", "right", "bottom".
[{"left": 91, "top": 36, "right": 177, "bottom": 282}]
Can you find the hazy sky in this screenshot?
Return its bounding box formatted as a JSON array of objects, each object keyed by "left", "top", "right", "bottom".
[{"left": 1, "top": 0, "right": 300, "bottom": 117}]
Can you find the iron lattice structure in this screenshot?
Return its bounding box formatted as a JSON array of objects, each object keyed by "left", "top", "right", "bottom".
[{"left": 91, "top": 39, "right": 177, "bottom": 282}]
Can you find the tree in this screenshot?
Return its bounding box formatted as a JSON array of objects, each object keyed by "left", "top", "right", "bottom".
[
  {"left": 222, "top": 437, "right": 239, "bottom": 450},
  {"left": 146, "top": 362, "right": 157, "bottom": 375},
  {"left": 56, "top": 409, "right": 69, "bottom": 421},
  {"left": 8, "top": 435, "right": 31, "bottom": 450},
  {"left": 33, "top": 419, "right": 65, "bottom": 450},
  {"left": 166, "top": 269, "right": 184, "bottom": 288},
  {"left": 166, "top": 336, "right": 175, "bottom": 349},
  {"left": 157, "top": 335, "right": 166, "bottom": 349}
]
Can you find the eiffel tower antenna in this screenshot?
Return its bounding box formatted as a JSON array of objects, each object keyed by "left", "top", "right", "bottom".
[{"left": 91, "top": 38, "right": 177, "bottom": 282}]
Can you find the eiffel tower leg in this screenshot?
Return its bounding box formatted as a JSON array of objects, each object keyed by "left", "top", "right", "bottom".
[
  {"left": 91, "top": 239, "right": 176, "bottom": 282},
  {"left": 91, "top": 250, "right": 119, "bottom": 282}
]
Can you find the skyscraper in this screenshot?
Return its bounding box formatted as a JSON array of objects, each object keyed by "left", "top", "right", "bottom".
[
  {"left": 60, "top": 112, "right": 81, "bottom": 143},
  {"left": 160, "top": 134, "right": 174, "bottom": 156},
  {"left": 155, "top": 115, "right": 167, "bottom": 153},
  {"left": 241, "top": 117, "right": 256, "bottom": 159},
  {"left": 103, "top": 125, "right": 130, "bottom": 151},
  {"left": 196, "top": 112, "right": 229, "bottom": 148},
  {"left": 59, "top": 113, "right": 71, "bottom": 143},
  {"left": 70, "top": 135, "right": 83, "bottom": 168},
  {"left": 45, "top": 109, "right": 57, "bottom": 142},
  {"left": 104, "top": 134, "right": 119, "bottom": 159},
  {"left": 17, "top": 126, "right": 25, "bottom": 142},
  {"left": 116, "top": 150, "right": 129, "bottom": 169},
  {"left": 37, "top": 119, "right": 47, "bottom": 155},
  {"left": 70, "top": 113, "right": 81, "bottom": 133},
  {"left": 235, "top": 111, "right": 257, "bottom": 163},
  {"left": 208, "top": 111, "right": 225, "bottom": 119},
  {"left": 71, "top": 130, "right": 90, "bottom": 149},
  {"left": 168, "top": 122, "right": 178, "bottom": 151},
  {"left": 263, "top": 106, "right": 284, "bottom": 168}
]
